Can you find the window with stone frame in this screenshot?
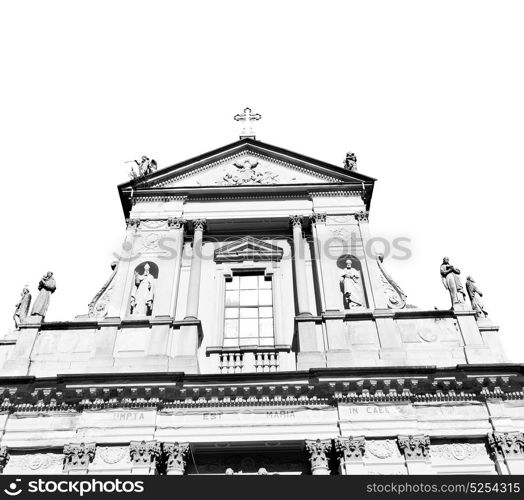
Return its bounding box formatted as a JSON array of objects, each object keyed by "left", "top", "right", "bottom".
[{"left": 223, "top": 272, "right": 274, "bottom": 347}]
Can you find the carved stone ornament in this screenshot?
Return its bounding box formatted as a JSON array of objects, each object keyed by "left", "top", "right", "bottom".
[
  {"left": 334, "top": 436, "right": 366, "bottom": 462},
  {"left": 217, "top": 158, "right": 279, "bottom": 186},
  {"left": 309, "top": 213, "right": 327, "bottom": 225},
  {"left": 163, "top": 442, "right": 190, "bottom": 474},
  {"left": 377, "top": 254, "right": 407, "bottom": 309},
  {"left": 305, "top": 439, "right": 332, "bottom": 473},
  {"left": 87, "top": 261, "right": 118, "bottom": 318},
  {"left": 126, "top": 218, "right": 141, "bottom": 230},
  {"left": 63, "top": 443, "right": 96, "bottom": 471},
  {"left": 431, "top": 443, "right": 478, "bottom": 461},
  {"left": 97, "top": 447, "right": 128, "bottom": 465},
  {"left": 488, "top": 431, "right": 524, "bottom": 458},
  {"left": 0, "top": 446, "right": 9, "bottom": 472},
  {"left": 367, "top": 440, "right": 397, "bottom": 459},
  {"left": 192, "top": 219, "right": 207, "bottom": 232},
  {"left": 397, "top": 435, "right": 430, "bottom": 461},
  {"left": 129, "top": 440, "right": 161, "bottom": 465}
]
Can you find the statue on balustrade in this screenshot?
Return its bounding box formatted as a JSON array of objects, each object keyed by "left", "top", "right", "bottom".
[
  {"left": 440, "top": 257, "right": 466, "bottom": 308},
  {"left": 340, "top": 258, "right": 364, "bottom": 309},
  {"left": 30, "top": 272, "right": 56, "bottom": 320},
  {"left": 466, "top": 276, "right": 488, "bottom": 318},
  {"left": 130, "top": 263, "right": 155, "bottom": 316},
  {"left": 13, "top": 286, "right": 31, "bottom": 327}
]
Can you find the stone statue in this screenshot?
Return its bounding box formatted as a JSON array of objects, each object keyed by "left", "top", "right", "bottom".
[
  {"left": 340, "top": 258, "right": 364, "bottom": 308},
  {"left": 13, "top": 286, "right": 31, "bottom": 327},
  {"left": 30, "top": 272, "right": 56, "bottom": 319},
  {"left": 343, "top": 152, "right": 357, "bottom": 171},
  {"left": 130, "top": 263, "right": 155, "bottom": 316},
  {"left": 466, "top": 276, "right": 488, "bottom": 318},
  {"left": 440, "top": 257, "right": 466, "bottom": 307},
  {"left": 128, "top": 156, "right": 157, "bottom": 180}
]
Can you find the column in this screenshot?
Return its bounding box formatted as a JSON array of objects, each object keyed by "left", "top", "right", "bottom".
[
  {"left": 305, "top": 439, "right": 332, "bottom": 475},
  {"left": 129, "top": 440, "right": 161, "bottom": 475},
  {"left": 488, "top": 432, "right": 524, "bottom": 475},
  {"left": 184, "top": 219, "right": 206, "bottom": 320},
  {"left": 171, "top": 219, "right": 205, "bottom": 374},
  {"left": 397, "top": 435, "right": 432, "bottom": 474},
  {"left": 63, "top": 443, "right": 96, "bottom": 475},
  {"left": 0, "top": 446, "right": 9, "bottom": 473},
  {"left": 291, "top": 216, "right": 325, "bottom": 369},
  {"left": 335, "top": 436, "right": 366, "bottom": 475},
  {"left": 163, "top": 442, "right": 190, "bottom": 475}
]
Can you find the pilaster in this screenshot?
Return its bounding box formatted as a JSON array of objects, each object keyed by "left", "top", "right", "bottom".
[
  {"left": 334, "top": 436, "right": 366, "bottom": 475},
  {"left": 129, "top": 440, "right": 161, "bottom": 475},
  {"left": 398, "top": 435, "right": 432, "bottom": 474}
]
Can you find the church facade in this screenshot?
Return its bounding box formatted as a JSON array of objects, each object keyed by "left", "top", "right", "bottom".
[{"left": 0, "top": 132, "right": 523, "bottom": 475}]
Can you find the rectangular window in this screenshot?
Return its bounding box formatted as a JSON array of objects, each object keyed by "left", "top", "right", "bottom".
[{"left": 223, "top": 273, "right": 275, "bottom": 347}]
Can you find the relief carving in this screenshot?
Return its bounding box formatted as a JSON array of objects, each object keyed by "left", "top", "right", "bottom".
[
  {"left": 63, "top": 443, "right": 96, "bottom": 471},
  {"left": 488, "top": 431, "right": 524, "bottom": 458},
  {"left": 334, "top": 436, "right": 366, "bottom": 462},
  {"left": 217, "top": 159, "right": 279, "bottom": 186},
  {"left": 377, "top": 254, "right": 407, "bottom": 309},
  {"left": 87, "top": 261, "right": 118, "bottom": 318},
  {"left": 129, "top": 440, "right": 161, "bottom": 466},
  {"left": 397, "top": 435, "right": 430, "bottom": 461},
  {"left": 366, "top": 440, "right": 397, "bottom": 460}
]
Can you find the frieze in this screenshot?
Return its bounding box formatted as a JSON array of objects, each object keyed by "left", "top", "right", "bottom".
[
  {"left": 3, "top": 453, "right": 64, "bottom": 473},
  {"left": 95, "top": 446, "right": 130, "bottom": 465},
  {"left": 430, "top": 443, "right": 484, "bottom": 461},
  {"left": 366, "top": 440, "right": 400, "bottom": 460}
]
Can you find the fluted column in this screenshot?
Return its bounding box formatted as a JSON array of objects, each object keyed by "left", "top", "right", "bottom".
[
  {"left": 185, "top": 219, "right": 206, "bottom": 320},
  {"left": 163, "top": 442, "right": 190, "bottom": 475},
  {"left": 129, "top": 440, "right": 161, "bottom": 475},
  {"left": 335, "top": 436, "right": 366, "bottom": 474},
  {"left": 398, "top": 435, "right": 432, "bottom": 474},
  {"left": 63, "top": 442, "right": 96, "bottom": 474},
  {"left": 488, "top": 431, "right": 524, "bottom": 475},
  {"left": 290, "top": 215, "right": 311, "bottom": 316},
  {"left": 305, "top": 439, "right": 332, "bottom": 475}
]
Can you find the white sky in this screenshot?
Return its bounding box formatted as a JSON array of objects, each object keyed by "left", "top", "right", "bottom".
[{"left": 1, "top": 1, "right": 522, "bottom": 362}]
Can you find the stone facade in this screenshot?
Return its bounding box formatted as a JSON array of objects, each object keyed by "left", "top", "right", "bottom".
[{"left": 0, "top": 138, "right": 521, "bottom": 474}]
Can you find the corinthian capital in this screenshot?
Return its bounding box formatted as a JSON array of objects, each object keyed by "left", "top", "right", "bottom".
[
  {"left": 354, "top": 211, "right": 369, "bottom": 223},
  {"left": 129, "top": 440, "right": 161, "bottom": 465},
  {"left": 305, "top": 439, "right": 332, "bottom": 473},
  {"left": 63, "top": 442, "right": 96, "bottom": 471},
  {"left": 126, "top": 218, "right": 141, "bottom": 230},
  {"left": 168, "top": 217, "right": 186, "bottom": 230},
  {"left": 163, "top": 442, "right": 190, "bottom": 474},
  {"left": 397, "top": 435, "right": 430, "bottom": 461},
  {"left": 0, "top": 446, "right": 9, "bottom": 472},
  {"left": 192, "top": 219, "right": 207, "bottom": 232},
  {"left": 488, "top": 431, "right": 524, "bottom": 458},
  {"left": 289, "top": 215, "right": 304, "bottom": 228},
  {"left": 309, "top": 213, "right": 327, "bottom": 225},
  {"left": 334, "top": 436, "right": 366, "bottom": 461}
]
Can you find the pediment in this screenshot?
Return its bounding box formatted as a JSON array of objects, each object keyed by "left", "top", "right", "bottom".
[
  {"left": 214, "top": 237, "right": 283, "bottom": 262},
  {"left": 123, "top": 139, "right": 374, "bottom": 191}
]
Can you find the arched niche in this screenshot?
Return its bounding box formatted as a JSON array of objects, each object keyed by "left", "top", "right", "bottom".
[{"left": 129, "top": 261, "right": 159, "bottom": 317}]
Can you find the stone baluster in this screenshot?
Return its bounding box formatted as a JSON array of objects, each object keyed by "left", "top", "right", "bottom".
[
  {"left": 335, "top": 436, "right": 366, "bottom": 474},
  {"left": 0, "top": 446, "right": 9, "bottom": 473},
  {"left": 305, "top": 439, "right": 332, "bottom": 475},
  {"left": 290, "top": 216, "right": 325, "bottom": 369},
  {"left": 129, "top": 440, "right": 161, "bottom": 474},
  {"left": 488, "top": 431, "right": 524, "bottom": 475},
  {"left": 63, "top": 442, "right": 96, "bottom": 474},
  {"left": 163, "top": 442, "right": 190, "bottom": 475},
  {"left": 397, "top": 435, "right": 432, "bottom": 474}
]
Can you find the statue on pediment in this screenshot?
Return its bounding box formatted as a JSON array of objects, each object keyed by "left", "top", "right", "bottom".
[
  {"left": 130, "top": 263, "right": 155, "bottom": 316},
  {"left": 440, "top": 257, "right": 466, "bottom": 307},
  {"left": 466, "top": 276, "right": 488, "bottom": 318},
  {"left": 14, "top": 286, "right": 31, "bottom": 327},
  {"left": 128, "top": 156, "right": 157, "bottom": 180},
  {"left": 344, "top": 152, "right": 357, "bottom": 171},
  {"left": 340, "top": 258, "right": 365, "bottom": 309},
  {"left": 31, "top": 272, "right": 56, "bottom": 319}
]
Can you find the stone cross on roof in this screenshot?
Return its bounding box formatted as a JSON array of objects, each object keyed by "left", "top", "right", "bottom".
[{"left": 234, "top": 107, "right": 262, "bottom": 139}]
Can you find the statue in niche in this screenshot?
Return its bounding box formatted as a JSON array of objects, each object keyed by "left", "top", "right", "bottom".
[
  {"left": 340, "top": 258, "right": 364, "bottom": 309},
  {"left": 130, "top": 263, "right": 155, "bottom": 316},
  {"left": 30, "top": 272, "right": 56, "bottom": 320},
  {"left": 466, "top": 276, "right": 488, "bottom": 318},
  {"left": 13, "top": 286, "right": 32, "bottom": 327},
  {"left": 440, "top": 257, "right": 466, "bottom": 307},
  {"left": 343, "top": 152, "right": 357, "bottom": 171}
]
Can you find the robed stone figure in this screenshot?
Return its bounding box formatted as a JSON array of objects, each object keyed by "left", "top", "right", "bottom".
[
  {"left": 466, "top": 276, "right": 488, "bottom": 318},
  {"left": 130, "top": 263, "right": 155, "bottom": 316},
  {"left": 440, "top": 257, "right": 465, "bottom": 307},
  {"left": 340, "top": 259, "right": 364, "bottom": 308},
  {"left": 14, "top": 286, "right": 31, "bottom": 326},
  {"left": 31, "top": 272, "right": 56, "bottom": 319}
]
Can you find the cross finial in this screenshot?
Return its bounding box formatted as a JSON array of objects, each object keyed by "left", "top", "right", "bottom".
[{"left": 234, "top": 107, "right": 262, "bottom": 139}]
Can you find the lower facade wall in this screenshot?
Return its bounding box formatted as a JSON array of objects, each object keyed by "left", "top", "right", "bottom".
[{"left": 0, "top": 399, "right": 523, "bottom": 475}]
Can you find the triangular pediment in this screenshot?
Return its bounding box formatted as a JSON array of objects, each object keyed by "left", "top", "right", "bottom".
[
  {"left": 121, "top": 139, "right": 374, "bottom": 191},
  {"left": 214, "top": 236, "right": 283, "bottom": 262}
]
